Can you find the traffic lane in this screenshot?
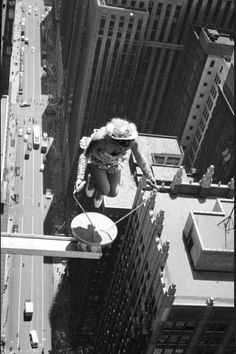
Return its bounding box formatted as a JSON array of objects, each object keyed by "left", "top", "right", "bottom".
[
  {"left": 4, "top": 255, "right": 22, "bottom": 352},
  {"left": 18, "top": 255, "right": 33, "bottom": 352},
  {"left": 32, "top": 256, "right": 44, "bottom": 352},
  {"left": 42, "top": 261, "right": 54, "bottom": 351}
]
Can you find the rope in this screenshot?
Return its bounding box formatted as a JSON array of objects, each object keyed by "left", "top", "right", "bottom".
[
  {"left": 73, "top": 186, "right": 95, "bottom": 229},
  {"left": 115, "top": 189, "right": 158, "bottom": 225},
  {"left": 73, "top": 185, "right": 158, "bottom": 228}
]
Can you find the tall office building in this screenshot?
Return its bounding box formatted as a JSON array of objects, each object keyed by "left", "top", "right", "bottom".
[
  {"left": 66, "top": 134, "right": 234, "bottom": 353},
  {"left": 95, "top": 167, "right": 234, "bottom": 354},
  {"left": 157, "top": 26, "right": 234, "bottom": 170},
  {"left": 58, "top": 0, "right": 234, "bottom": 195},
  {"left": 191, "top": 61, "right": 234, "bottom": 182}
]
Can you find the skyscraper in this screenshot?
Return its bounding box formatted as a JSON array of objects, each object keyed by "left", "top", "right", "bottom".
[
  {"left": 157, "top": 26, "right": 234, "bottom": 167},
  {"left": 58, "top": 0, "right": 234, "bottom": 195},
  {"left": 193, "top": 62, "right": 234, "bottom": 183},
  {"left": 95, "top": 167, "right": 234, "bottom": 354}
]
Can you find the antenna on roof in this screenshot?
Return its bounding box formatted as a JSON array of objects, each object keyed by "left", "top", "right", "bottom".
[{"left": 217, "top": 206, "right": 234, "bottom": 249}]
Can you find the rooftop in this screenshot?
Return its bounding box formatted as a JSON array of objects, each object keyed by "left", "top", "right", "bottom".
[
  {"left": 104, "top": 133, "right": 234, "bottom": 307},
  {"left": 151, "top": 192, "right": 234, "bottom": 307}
]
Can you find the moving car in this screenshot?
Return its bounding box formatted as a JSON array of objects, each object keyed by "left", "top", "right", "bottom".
[
  {"left": 26, "top": 127, "right": 31, "bottom": 134},
  {"left": 20, "top": 102, "right": 30, "bottom": 107},
  {"left": 24, "top": 300, "right": 33, "bottom": 320},
  {"left": 40, "top": 163, "right": 45, "bottom": 172},
  {"left": 27, "top": 143, "right": 32, "bottom": 150},
  {"left": 24, "top": 134, "right": 29, "bottom": 142},
  {"left": 29, "top": 330, "right": 39, "bottom": 348},
  {"left": 18, "top": 128, "right": 23, "bottom": 137}
]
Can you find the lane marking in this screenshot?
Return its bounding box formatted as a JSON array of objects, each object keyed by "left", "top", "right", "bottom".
[
  {"left": 17, "top": 254, "right": 22, "bottom": 348},
  {"left": 42, "top": 257, "right": 44, "bottom": 346},
  {"left": 21, "top": 216, "right": 24, "bottom": 234},
  {"left": 22, "top": 157, "right": 25, "bottom": 206},
  {"left": 32, "top": 145, "right": 35, "bottom": 206}
]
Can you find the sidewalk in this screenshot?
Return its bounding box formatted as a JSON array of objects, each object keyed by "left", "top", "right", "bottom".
[{"left": 1, "top": 0, "right": 22, "bottom": 339}]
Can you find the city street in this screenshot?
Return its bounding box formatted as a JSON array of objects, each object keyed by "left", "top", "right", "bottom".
[{"left": 1, "top": 0, "right": 69, "bottom": 353}]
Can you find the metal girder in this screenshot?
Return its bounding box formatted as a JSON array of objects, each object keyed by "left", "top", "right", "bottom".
[{"left": 1, "top": 232, "right": 102, "bottom": 259}]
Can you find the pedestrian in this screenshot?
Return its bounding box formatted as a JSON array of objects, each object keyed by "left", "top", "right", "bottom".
[{"left": 75, "top": 117, "right": 158, "bottom": 208}]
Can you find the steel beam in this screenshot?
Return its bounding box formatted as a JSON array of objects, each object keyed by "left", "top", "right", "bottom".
[{"left": 1, "top": 232, "right": 102, "bottom": 259}]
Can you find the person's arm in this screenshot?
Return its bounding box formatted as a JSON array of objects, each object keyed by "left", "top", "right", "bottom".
[
  {"left": 75, "top": 132, "right": 104, "bottom": 191},
  {"left": 131, "top": 141, "right": 157, "bottom": 188}
]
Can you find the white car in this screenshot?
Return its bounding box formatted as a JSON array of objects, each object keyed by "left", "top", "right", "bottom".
[
  {"left": 18, "top": 128, "right": 23, "bottom": 137},
  {"left": 26, "top": 127, "right": 31, "bottom": 134},
  {"left": 46, "top": 188, "right": 52, "bottom": 199},
  {"left": 42, "top": 132, "right": 48, "bottom": 140},
  {"left": 31, "top": 47, "right": 35, "bottom": 53},
  {"left": 40, "top": 163, "right": 45, "bottom": 172},
  {"left": 24, "top": 134, "right": 29, "bottom": 142}
]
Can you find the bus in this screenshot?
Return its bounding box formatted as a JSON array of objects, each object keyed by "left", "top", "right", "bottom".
[{"left": 33, "top": 125, "right": 40, "bottom": 149}]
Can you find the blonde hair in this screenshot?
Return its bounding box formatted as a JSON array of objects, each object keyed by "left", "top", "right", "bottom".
[{"left": 105, "top": 118, "right": 138, "bottom": 139}]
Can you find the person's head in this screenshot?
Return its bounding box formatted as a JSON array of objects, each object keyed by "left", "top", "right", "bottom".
[{"left": 105, "top": 118, "right": 138, "bottom": 148}]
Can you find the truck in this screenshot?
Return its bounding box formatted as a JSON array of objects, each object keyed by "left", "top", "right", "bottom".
[
  {"left": 24, "top": 300, "right": 33, "bottom": 320},
  {"left": 33, "top": 125, "right": 40, "bottom": 149}
]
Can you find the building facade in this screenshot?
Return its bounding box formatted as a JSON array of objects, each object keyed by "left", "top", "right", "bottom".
[
  {"left": 66, "top": 134, "right": 234, "bottom": 353},
  {"left": 58, "top": 0, "right": 234, "bottom": 195},
  {"left": 95, "top": 172, "right": 234, "bottom": 354},
  {"left": 158, "top": 26, "right": 234, "bottom": 168},
  {"left": 193, "top": 62, "right": 234, "bottom": 183}
]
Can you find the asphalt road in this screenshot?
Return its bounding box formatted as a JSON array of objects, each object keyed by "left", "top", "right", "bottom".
[{"left": 2, "top": 1, "right": 60, "bottom": 353}]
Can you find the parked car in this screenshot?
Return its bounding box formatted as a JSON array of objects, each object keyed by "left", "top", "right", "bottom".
[
  {"left": 24, "top": 134, "right": 29, "bottom": 142},
  {"left": 40, "top": 163, "right": 45, "bottom": 172},
  {"left": 14, "top": 194, "right": 19, "bottom": 203},
  {"left": 20, "top": 102, "right": 30, "bottom": 107},
  {"left": 26, "top": 127, "right": 32, "bottom": 134},
  {"left": 45, "top": 188, "right": 52, "bottom": 199},
  {"left": 15, "top": 166, "right": 20, "bottom": 176},
  {"left": 27, "top": 143, "right": 32, "bottom": 150}
]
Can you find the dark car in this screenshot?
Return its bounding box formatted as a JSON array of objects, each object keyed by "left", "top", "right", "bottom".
[
  {"left": 12, "top": 224, "right": 19, "bottom": 233},
  {"left": 15, "top": 166, "right": 20, "bottom": 176},
  {"left": 27, "top": 143, "right": 32, "bottom": 151},
  {"left": 14, "top": 194, "right": 19, "bottom": 203}
]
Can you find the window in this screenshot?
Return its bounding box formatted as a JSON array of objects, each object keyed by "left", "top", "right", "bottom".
[
  {"left": 203, "top": 82, "right": 208, "bottom": 86},
  {"left": 163, "top": 321, "right": 174, "bottom": 329},
  {"left": 199, "top": 94, "right": 204, "bottom": 98},
  {"left": 207, "top": 71, "right": 212, "bottom": 75},
  {"left": 186, "top": 136, "right": 190, "bottom": 140},
  {"left": 158, "top": 335, "right": 168, "bottom": 343},
  {"left": 189, "top": 126, "right": 193, "bottom": 130},
  {"left": 179, "top": 335, "right": 190, "bottom": 344},
  {"left": 196, "top": 104, "right": 200, "bottom": 109},
  {"left": 209, "top": 60, "right": 215, "bottom": 67},
  {"left": 175, "top": 321, "right": 185, "bottom": 329},
  {"left": 153, "top": 155, "right": 165, "bottom": 164},
  {"left": 192, "top": 115, "right": 197, "bottom": 120},
  {"left": 185, "top": 231, "right": 193, "bottom": 251},
  {"left": 166, "top": 157, "right": 180, "bottom": 166}
]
